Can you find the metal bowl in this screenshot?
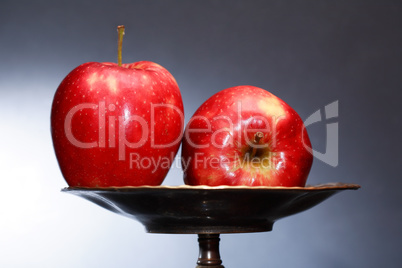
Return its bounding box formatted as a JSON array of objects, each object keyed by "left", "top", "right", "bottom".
[{"left": 63, "top": 183, "right": 360, "bottom": 234}]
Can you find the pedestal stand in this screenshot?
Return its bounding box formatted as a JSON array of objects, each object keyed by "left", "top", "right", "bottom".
[
  {"left": 63, "top": 183, "right": 359, "bottom": 267},
  {"left": 197, "top": 234, "right": 224, "bottom": 268}
]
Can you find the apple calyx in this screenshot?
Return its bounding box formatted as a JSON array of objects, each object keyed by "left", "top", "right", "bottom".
[{"left": 117, "top": 25, "right": 125, "bottom": 66}]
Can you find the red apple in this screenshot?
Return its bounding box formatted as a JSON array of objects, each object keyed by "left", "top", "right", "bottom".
[
  {"left": 181, "top": 85, "right": 312, "bottom": 187},
  {"left": 51, "top": 26, "right": 184, "bottom": 187}
]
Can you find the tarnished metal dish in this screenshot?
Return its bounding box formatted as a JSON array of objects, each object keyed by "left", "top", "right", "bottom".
[{"left": 63, "top": 183, "right": 360, "bottom": 234}]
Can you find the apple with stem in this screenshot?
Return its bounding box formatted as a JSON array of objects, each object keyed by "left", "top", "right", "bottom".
[
  {"left": 51, "top": 26, "right": 184, "bottom": 187},
  {"left": 181, "top": 85, "right": 312, "bottom": 187}
]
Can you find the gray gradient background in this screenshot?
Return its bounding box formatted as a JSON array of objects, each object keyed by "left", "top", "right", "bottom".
[{"left": 0, "top": 1, "right": 401, "bottom": 267}]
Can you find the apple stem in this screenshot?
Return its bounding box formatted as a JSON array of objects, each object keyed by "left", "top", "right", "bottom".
[
  {"left": 250, "top": 132, "right": 264, "bottom": 158},
  {"left": 117, "top": 25, "right": 125, "bottom": 67}
]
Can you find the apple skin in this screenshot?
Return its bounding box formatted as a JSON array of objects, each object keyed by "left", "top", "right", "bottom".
[
  {"left": 181, "top": 85, "right": 312, "bottom": 187},
  {"left": 51, "top": 61, "right": 184, "bottom": 187}
]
